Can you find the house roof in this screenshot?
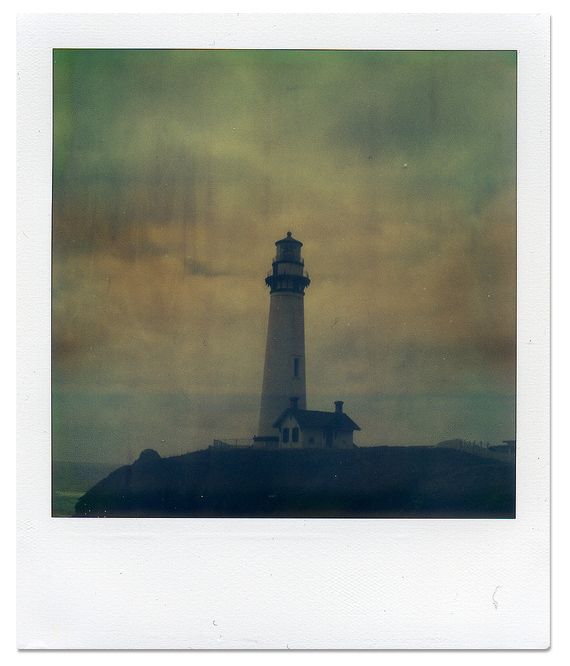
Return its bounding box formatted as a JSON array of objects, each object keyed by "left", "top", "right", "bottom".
[{"left": 272, "top": 408, "right": 361, "bottom": 431}]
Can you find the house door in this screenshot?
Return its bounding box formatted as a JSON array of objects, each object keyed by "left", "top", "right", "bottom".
[{"left": 325, "top": 431, "right": 333, "bottom": 448}]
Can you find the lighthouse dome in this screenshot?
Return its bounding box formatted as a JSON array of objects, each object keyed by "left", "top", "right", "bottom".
[{"left": 275, "top": 231, "right": 303, "bottom": 247}]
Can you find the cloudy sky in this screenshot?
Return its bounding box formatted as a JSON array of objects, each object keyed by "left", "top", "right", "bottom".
[{"left": 52, "top": 49, "right": 516, "bottom": 464}]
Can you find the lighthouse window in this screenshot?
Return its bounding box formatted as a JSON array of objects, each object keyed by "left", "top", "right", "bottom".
[
  {"left": 293, "top": 358, "right": 299, "bottom": 377},
  {"left": 282, "top": 428, "right": 290, "bottom": 443},
  {"left": 292, "top": 427, "right": 299, "bottom": 443}
]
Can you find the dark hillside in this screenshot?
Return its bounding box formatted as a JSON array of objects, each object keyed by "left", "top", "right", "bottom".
[{"left": 74, "top": 446, "right": 515, "bottom": 518}]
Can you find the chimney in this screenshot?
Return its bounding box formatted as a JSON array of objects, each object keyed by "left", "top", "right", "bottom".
[
  {"left": 290, "top": 396, "right": 299, "bottom": 410},
  {"left": 334, "top": 400, "right": 344, "bottom": 414}
]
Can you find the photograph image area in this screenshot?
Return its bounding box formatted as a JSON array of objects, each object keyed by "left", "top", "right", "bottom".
[{"left": 51, "top": 49, "right": 516, "bottom": 518}]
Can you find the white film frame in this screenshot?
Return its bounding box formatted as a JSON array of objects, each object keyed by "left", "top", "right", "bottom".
[{"left": 17, "top": 14, "right": 550, "bottom": 649}]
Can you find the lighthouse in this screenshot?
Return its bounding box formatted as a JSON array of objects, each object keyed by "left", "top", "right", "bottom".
[{"left": 255, "top": 232, "right": 311, "bottom": 444}]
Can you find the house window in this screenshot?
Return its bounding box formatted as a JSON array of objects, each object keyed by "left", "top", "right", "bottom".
[
  {"left": 292, "top": 427, "right": 299, "bottom": 443},
  {"left": 293, "top": 358, "right": 300, "bottom": 378},
  {"left": 282, "top": 428, "right": 290, "bottom": 443}
]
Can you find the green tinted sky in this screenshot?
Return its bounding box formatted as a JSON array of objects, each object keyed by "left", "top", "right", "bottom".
[{"left": 52, "top": 49, "right": 516, "bottom": 463}]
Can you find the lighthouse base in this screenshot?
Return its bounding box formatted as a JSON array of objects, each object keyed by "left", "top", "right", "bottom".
[{"left": 252, "top": 435, "right": 279, "bottom": 449}]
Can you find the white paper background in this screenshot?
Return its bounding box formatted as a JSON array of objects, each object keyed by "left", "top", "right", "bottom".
[{"left": 17, "top": 13, "right": 550, "bottom": 649}]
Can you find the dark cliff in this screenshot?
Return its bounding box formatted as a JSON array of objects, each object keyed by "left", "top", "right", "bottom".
[{"left": 74, "top": 446, "right": 515, "bottom": 518}]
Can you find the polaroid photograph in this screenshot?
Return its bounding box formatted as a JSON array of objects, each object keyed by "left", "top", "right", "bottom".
[{"left": 17, "top": 13, "right": 550, "bottom": 649}]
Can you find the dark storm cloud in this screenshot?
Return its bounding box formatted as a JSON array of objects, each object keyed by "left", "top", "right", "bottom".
[{"left": 52, "top": 49, "right": 516, "bottom": 462}]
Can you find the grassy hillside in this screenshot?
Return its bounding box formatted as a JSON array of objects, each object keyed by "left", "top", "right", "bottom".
[{"left": 74, "top": 446, "right": 515, "bottom": 518}]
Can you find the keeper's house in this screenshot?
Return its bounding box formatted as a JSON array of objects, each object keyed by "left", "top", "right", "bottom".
[{"left": 271, "top": 399, "right": 361, "bottom": 449}]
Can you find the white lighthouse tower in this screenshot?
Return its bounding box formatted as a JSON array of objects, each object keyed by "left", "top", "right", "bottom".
[{"left": 255, "top": 232, "right": 311, "bottom": 445}]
